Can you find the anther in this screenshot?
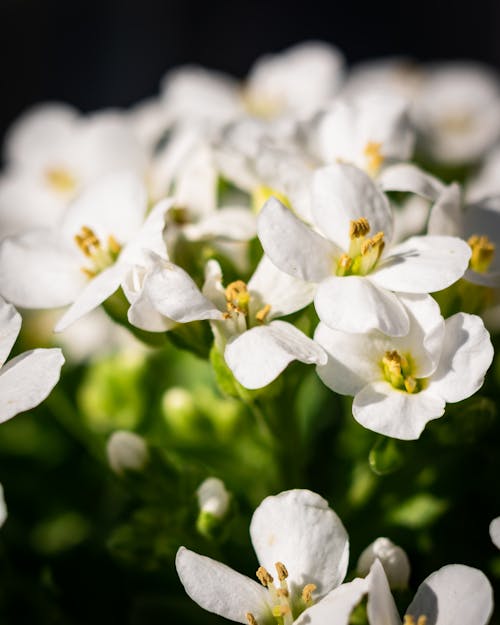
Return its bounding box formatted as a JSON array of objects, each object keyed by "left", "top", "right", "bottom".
[
  {"left": 255, "top": 304, "right": 271, "bottom": 324},
  {"left": 256, "top": 566, "right": 274, "bottom": 587},
  {"left": 360, "top": 232, "right": 384, "bottom": 256},
  {"left": 349, "top": 218, "right": 370, "bottom": 239},
  {"left": 403, "top": 616, "right": 427, "bottom": 625},
  {"left": 363, "top": 141, "right": 384, "bottom": 175},
  {"left": 276, "top": 588, "right": 289, "bottom": 598},
  {"left": 275, "top": 562, "right": 288, "bottom": 581},
  {"left": 45, "top": 167, "right": 77, "bottom": 194},
  {"left": 225, "top": 280, "right": 250, "bottom": 314},
  {"left": 107, "top": 235, "right": 121, "bottom": 255},
  {"left": 468, "top": 234, "right": 495, "bottom": 273},
  {"left": 246, "top": 613, "right": 259, "bottom": 625},
  {"left": 302, "top": 583, "right": 317, "bottom": 604},
  {"left": 272, "top": 605, "right": 291, "bottom": 617}
]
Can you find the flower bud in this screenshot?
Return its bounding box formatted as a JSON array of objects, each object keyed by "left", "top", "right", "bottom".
[
  {"left": 357, "top": 537, "right": 410, "bottom": 589},
  {"left": 0, "top": 483, "right": 7, "bottom": 528},
  {"left": 196, "top": 478, "right": 231, "bottom": 538},
  {"left": 107, "top": 430, "right": 149, "bottom": 475},
  {"left": 489, "top": 516, "right": 500, "bottom": 549}
]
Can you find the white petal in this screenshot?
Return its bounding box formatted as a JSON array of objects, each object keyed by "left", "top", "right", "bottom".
[
  {"left": 224, "top": 321, "right": 326, "bottom": 389},
  {"left": 144, "top": 262, "right": 222, "bottom": 323},
  {"left": 55, "top": 262, "right": 127, "bottom": 332},
  {"left": 366, "top": 559, "right": 401, "bottom": 625},
  {"left": 250, "top": 489, "right": 349, "bottom": 599},
  {"left": 379, "top": 164, "right": 444, "bottom": 200},
  {"left": 427, "top": 183, "right": 463, "bottom": 237},
  {"left": 0, "top": 348, "right": 64, "bottom": 423},
  {"left": 60, "top": 171, "right": 147, "bottom": 245},
  {"left": 258, "top": 197, "right": 337, "bottom": 282},
  {"left": 371, "top": 236, "right": 471, "bottom": 293},
  {"left": 0, "top": 483, "right": 6, "bottom": 528},
  {"left": 489, "top": 517, "right": 500, "bottom": 549},
  {"left": 0, "top": 230, "right": 84, "bottom": 308},
  {"left": 428, "top": 313, "right": 493, "bottom": 403},
  {"left": 248, "top": 255, "right": 316, "bottom": 319},
  {"left": 295, "top": 577, "right": 369, "bottom": 625},
  {"left": 406, "top": 564, "right": 493, "bottom": 625},
  {"left": 120, "top": 198, "right": 170, "bottom": 266},
  {"left": 312, "top": 164, "right": 393, "bottom": 250},
  {"left": 353, "top": 381, "right": 446, "bottom": 440},
  {"left": 0, "top": 296, "right": 21, "bottom": 366},
  {"left": 314, "top": 276, "right": 409, "bottom": 336},
  {"left": 175, "top": 547, "right": 270, "bottom": 624},
  {"left": 182, "top": 207, "right": 257, "bottom": 242}
]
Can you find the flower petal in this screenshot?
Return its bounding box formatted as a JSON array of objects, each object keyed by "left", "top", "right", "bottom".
[
  {"left": 371, "top": 235, "right": 471, "bottom": 293},
  {"left": 489, "top": 517, "right": 500, "bottom": 549},
  {"left": 312, "top": 163, "right": 393, "bottom": 250},
  {"left": 250, "top": 489, "right": 349, "bottom": 599},
  {"left": 406, "top": 564, "right": 493, "bottom": 625},
  {"left": 0, "top": 348, "right": 64, "bottom": 423},
  {"left": 0, "top": 296, "right": 21, "bottom": 366},
  {"left": 0, "top": 483, "right": 6, "bottom": 528},
  {"left": 428, "top": 313, "right": 493, "bottom": 403},
  {"left": 353, "top": 380, "right": 445, "bottom": 440},
  {"left": 55, "top": 262, "right": 127, "bottom": 332},
  {"left": 427, "top": 183, "right": 463, "bottom": 237},
  {"left": 175, "top": 547, "right": 270, "bottom": 625},
  {"left": 314, "top": 276, "right": 409, "bottom": 336},
  {"left": 258, "top": 197, "right": 338, "bottom": 282},
  {"left": 144, "top": 261, "right": 223, "bottom": 323},
  {"left": 366, "top": 559, "right": 401, "bottom": 625},
  {"left": 182, "top": 207, "right": 257, "bottom": 242},
  {"left": 295, "top": 577, "right": 369, "bottom": 625},
  {"left": 224, "top": 321, "right": 326, "bottom": 389},
  {"left": 379, "top": 164, "right": 444, "bottom": 200}
]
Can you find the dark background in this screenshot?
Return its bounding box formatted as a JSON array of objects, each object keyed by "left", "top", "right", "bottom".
[{"left": 2, "top": 0, "right": 500, "bottom": 144}]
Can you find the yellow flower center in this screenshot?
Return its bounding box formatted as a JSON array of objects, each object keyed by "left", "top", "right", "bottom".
[
  {"left": 74, "top": 226, "right": 122, "bottom": 278},
  {"left": 335, "top": 218, "right": 385, "bottom": 277},
  {"left": 381, "top": 350, "right": 422, "bottom": 394},
  {"left": 45, "top": 167, "right": 77, "bottom": 195},
  {"left": 241, "top": 88, "right": 285, "bottom": 120},
  {"left": 169, "top": 206, "right": 191, "bottom": 226},
  {"left": 440, "top": 112, "right": 473, "bottom": 134},
  {"left": 468, "top": 234, "right": 495, "bottom": 273},
  {"left": 246, "top": 562, "right": 317, "bottom": 625},
  {"left": 404, "top": 615, "right": 428, "bottom": 625},
  {"left": 363, "top": 142, "right": 385, "bottom": 176},
  {"left": 252, "top": 186, "right": 291, "bottom": 213},
  {"left": 224, "top": 280, "right": 271, "bottom": 326}
]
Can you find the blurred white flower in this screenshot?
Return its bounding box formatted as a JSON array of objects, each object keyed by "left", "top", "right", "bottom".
[
  {"left": 315, "top": 294, "right": 493, "bottom": 440},
  {"left": 0, "top": 483, "right": 6, "bottom": 528},
  {"left": 357, "top": 537, "right": 410, "bottom": 589},
  {"left": 258, "top": 163, "right": 471, "bottom": 336},
  {"left": 0, "top": 104, "right": 148, "bottom": 238},
  {"left": 197, "top": 477, "right": 230, "bottom": 519},
  {"left": 0, "top": 296, "right": 64, "bottom": 423},
  {"left": 107, "top": 430, "right": 149, "bottom": 475},
  {"left": 177, "top": 489, "right": 349, "bottom": 625},
  {"left": 489, "top": 517, "right": 500, "bottom": 549}
]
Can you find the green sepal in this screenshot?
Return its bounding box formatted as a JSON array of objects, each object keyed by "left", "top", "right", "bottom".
[{"left": 369, "top": 436, "right": 404, "bottom": 476}]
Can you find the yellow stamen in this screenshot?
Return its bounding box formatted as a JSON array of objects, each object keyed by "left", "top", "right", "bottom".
[
  {"left": 468, "top": 234, "right": 495, "bottom": 273},
  {"left": 359, "top": 231, "right": 385, "bottom": 274},
  {"left": 107, "top": 235, "right": 121, "bottom": 255},
  {"left": 275, "top": 562, "right": 288, "bottom": 582},
  {"left": 225, "top": 280, "right": 250, "bottom": 314},
  {"left": 256, "top": 566, "right": 274, "bottom": 587},
  {"left": 255, "top": 304, "right": 271, "bottom": 324},
  {"left": 272, "top": 605, "right": 290, "bottom": 617},
  {"left": 252, "top": 185, "right": 291, "bottom": 214},
  {"left": 302, "top": 583, "right": 317, "bottom": 604},
  {"left": 246, "top": 613, "right": 259, "bottom": 625},
  {"left": 74, "top": 226, "right": 121, "bottom": 274},
  {"left": 404, "top": 616, "right": 427, "bottom": 625},
  {"left": 276, "top": 588, "right": 289, "bottom": 598},
  {"left": 45, "top": 167, "right": 77, "bottom": 194},
  {"left": 382, "top": 350, "right": 420, "bottom": 394},
  {"left": 364, "top": 141, "right": 384, "bottom": 176},
  {"left": 350, "top": 217, "right": 370, "bottom": 239},
  {"left": 81, "top": 267, "right": 97, "bottom": 279}
]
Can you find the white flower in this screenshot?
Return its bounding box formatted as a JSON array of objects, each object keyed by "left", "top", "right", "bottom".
[
  {"left": 258, "top": 163, "right": 471, "bottom": 336},
  {"left": 489, "top": 517, "right": 500, "bottom": 549},
  {"left": 0, "top": 104, "right": 147, "bottom": 238},
  {"left": 357, "top": 537, "right": 410, "bottom": 589},
  {"left": 176, "top": 489, "right": 349, "bottom": 625},
  {"left": 197, "top": 477, "right": 230, "bottom": 519},
  {"left": 315, "top": 294, "right": 494, "bottom": 440},
  {"left": 106, "top": 430, "right": 149, "bottom": 475},
  {"left": 0, "top": 483, "right": 6, "bottom": 528},
  {"left": 0, "top": 296, "right": 64, "bottom": 423},
  {"left": 0, "top": 172, "right": 170, "bottom": 332},
  {"left": 297, "top": 558, "right": 493, "bottom": 625}
]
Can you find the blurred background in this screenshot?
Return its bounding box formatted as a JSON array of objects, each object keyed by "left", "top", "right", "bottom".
[{"left": 2, "top": 0, "right": 500, "bottom": 143}]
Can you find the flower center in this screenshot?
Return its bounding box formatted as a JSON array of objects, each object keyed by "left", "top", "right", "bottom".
[
  {"left": 468, "top": 234, "right": 495, "bottom": 273},
  {"left": 252, "top": 186, "right": 291, "bottom": 213},
  {"left": 440, "top": 111, "right": 473, "bottom": 134},
  {"left": 381, "top": 350, "right": 422, "bottom": 394},
  {"left": 74, "top": 226, "right": 122, "bottom": 278},
  {"left": 241, "top": 88, "right": 285, "bottom": 120},
  {"left": 246, "top": 562, "right": 317, "bottom": 625},
  {"left": 45, "top": 166, "right": 78, "bottom": 195},
  {"left": 169, "top": 206, "right": 192, "bottom": 226},
  {"left": 404, "top": 615, "right": 427, "bottom": 625},
  {"left": 363, "top": 142, "right": 384, "bottom": 176},
  {"left": 335, "top": 218, "right": 385, "bottom": 277},
  {"left": 224, "top": 280, "right": 271, "bottom": 326}
]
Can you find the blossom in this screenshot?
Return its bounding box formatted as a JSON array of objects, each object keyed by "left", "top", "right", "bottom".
[
  {"left": 176, "top": 489, "right": 349, "bottom": 625},
  {"left": 106, "top": 430, "right": 149, "bottom": 475},
  {"left": 0, "top": 104, "right": 147, "bottom": 238},
  {"left": 0, "top": 172, "right": 169, "bottom": 332},
  {"left": 357, "top": 537, "right": 410, "bottom": 589},
  {"left": 297, "top": 558, "right": 493, "bottom": 625},
  {"left": 314, "top": 294, "right": 493, "bottom": 440},
  {"left": 0, "top": 296, "right": 64, "bottom": 423},
  {"left": 489, "top": 517, "right": 500, "bottom": 549},
  {"left": 197, "top": 477, "right": 231, "bottom": 520},
  {"left": 258, "top": 163, "right": 471, "bottom": 336}
]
